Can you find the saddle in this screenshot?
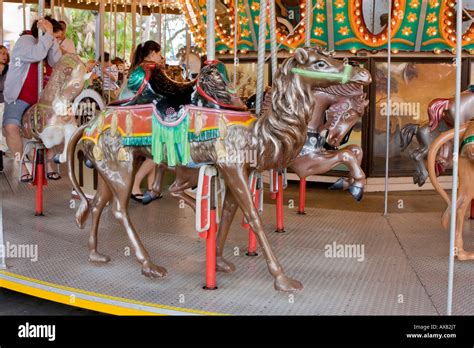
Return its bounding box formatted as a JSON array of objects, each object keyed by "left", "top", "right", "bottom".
[{"left": 82, "top": 103, "right": 256, "bottom": 167}]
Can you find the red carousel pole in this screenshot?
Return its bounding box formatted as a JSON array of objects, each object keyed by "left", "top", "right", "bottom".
[
  {"left": 275, "top": 171, "right": 285, "bottom": 233},
  {"left": 205, "top": 207, "right": 217, "bottom": 289},
  {"left": 470, "top": 200, "right": 473, "bottom": 219},
  {"left": 298, "top": 177, "right": 306, "bottom": 215},
  {"left": 33, "top": 148, "right": 47, "bottom": 216}
]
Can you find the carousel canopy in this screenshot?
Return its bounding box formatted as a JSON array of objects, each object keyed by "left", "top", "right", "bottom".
[
  {"left": 179, "top": 0, "right": 474, "bottom": 54},
  {"left": 6, "top": 0, "right": 181, "bottom": 14}
]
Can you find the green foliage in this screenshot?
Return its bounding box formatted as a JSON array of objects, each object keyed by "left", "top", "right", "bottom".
[{"left": 63, "top": 8, "right": 136, "bottom": 62}]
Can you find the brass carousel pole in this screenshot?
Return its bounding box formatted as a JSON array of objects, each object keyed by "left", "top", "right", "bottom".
[
  {"left": 23, "top": 0, "right": 27, "bottom": 31},
  {"left": 114, "top": 3, "right": 117, "bottom": 58},
  {"left": 305, "top": 0, "right": 311, "bottom": 46},
  {"left": 162, "top": 0, "right": 166, "bottom": 59},
  {"left": 255, "top": 0, "right": 267, "bottom": 115},
  {"left": 131, "top": 0, "right": 137, "bottom": 51},
  {"left": 232, "top": 0, "right": 238, "bottom": 88},
  {"left": 99, "top": 0, "right": 105, "bottom": 99},
  {"left": 109, "top": 0, "right": 113, "bottom": 59},
  {"left": 156, "top": 0, "right": 162, "bottom": 45},
  {"left": 38, "top": 0, "right": 45, "bottom": 98},
  {"left": 139, "top": 0, "right": 143, "bottom": 43},
  {"left": 123, "top": 3, "right": 127, "bottom": 61}
]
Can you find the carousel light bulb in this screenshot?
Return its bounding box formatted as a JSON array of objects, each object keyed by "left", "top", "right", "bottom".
[{"left": 350, "top": 48, "right": 357, "bottom": 54}]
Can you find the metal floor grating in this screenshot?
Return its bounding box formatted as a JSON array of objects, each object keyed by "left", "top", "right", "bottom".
[{"left": 0, "top": 156, "right": 472, "bottom": 315}]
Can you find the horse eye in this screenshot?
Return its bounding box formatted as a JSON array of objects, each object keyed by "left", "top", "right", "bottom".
[
  {"left": 73, "top": 82, "right": 80, "bottom": 88},
  {"left": 314, "top": 61, "right": 327, "bottom": 69}
]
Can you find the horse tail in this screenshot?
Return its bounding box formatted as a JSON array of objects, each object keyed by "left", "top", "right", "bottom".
[
  {"left": 428, "top": 98, "right": 450, "bottom": 131},
  {"left": 399, "top": 123, "right": 418, "bottom": 151},
  {"left": 67, "top": 123, "right": 90, "bottom": 229},
  {"left": 427, "top": 124, "right": 468, "bottom": 229}
]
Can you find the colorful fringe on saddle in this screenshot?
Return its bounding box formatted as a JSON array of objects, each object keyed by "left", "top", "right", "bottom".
[{"left": 151, "top": 109, "right": 191, "bottom": 167}]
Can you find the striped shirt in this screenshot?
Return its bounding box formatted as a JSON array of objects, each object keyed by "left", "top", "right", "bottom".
[{"left": 92, "top": 64, "right": 119, "bottom": 91}]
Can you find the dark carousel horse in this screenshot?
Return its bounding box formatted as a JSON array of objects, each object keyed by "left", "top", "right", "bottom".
[{"left": 400, "top": 90, "right": 474, "bottom": 186}]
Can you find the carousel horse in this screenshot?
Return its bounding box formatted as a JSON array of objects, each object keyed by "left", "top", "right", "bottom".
[
  {"left": 67, "top": 47, "right": 368, "bottom": 292},
  {"left": 400, "top": 91, "right": 474, "bottom": 186},
  {"left": 22, "top": 54, "right": 91, "bottom": 163},
  {"left": 249, "top": 62, "right": 371, "bottom": 201},
  {"left": 289, "top": 63, "right": 371, "bottom": 201},
  {"left": 428, "top": 121, "right": 474, "bottom": 260}
]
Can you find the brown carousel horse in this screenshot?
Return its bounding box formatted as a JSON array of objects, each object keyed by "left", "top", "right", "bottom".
[
  {"left": 247, "top": 61, "right": 371, "bottom": 201},
  {"left": 428, "top": 121, "right": 474, "bottom": 260},
  {"left": 22, "top": 54, "right": 90, "bottom": 163},
  {"left": 400, "top": 90, "right": 474, "bottom": 186},
  {"left": 67, "top": 47, "right": 368, "bottom": 292},
  {"left": 289, "top": 62, "right": 371, "bottom": 201}
]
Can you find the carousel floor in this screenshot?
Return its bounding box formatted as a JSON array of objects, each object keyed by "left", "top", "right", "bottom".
[{"left": 0, "top": 156, "right": 473, "bottom": 315}]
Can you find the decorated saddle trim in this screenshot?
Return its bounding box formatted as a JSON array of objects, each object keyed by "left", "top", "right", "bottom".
[
  {"left": 187, "top": 105, "right": 256, "bottom": 143},
  {"left": 81, "top": 103, "right": 257, "bottom": 168},
  {"left": 151, "top": 105, "right": 256, "bottom": 167},
  {"left": 82, "top": 104, "right": 155, "bottom": 146}
]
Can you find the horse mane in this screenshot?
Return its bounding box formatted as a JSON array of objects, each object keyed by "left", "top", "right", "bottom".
[
  {"left": 196, "top": 64, "right": 232, "bottom": 105},
  {"left": 428, "top": 98, "right": 451, "bottom": 131},
  {"left": 253, "top": 55, "right": 312, "bottom": 170}
]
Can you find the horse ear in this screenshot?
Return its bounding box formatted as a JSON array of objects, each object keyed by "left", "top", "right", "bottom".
[{"left": 294, "top": 48, "right": 309, "bottom": 65}]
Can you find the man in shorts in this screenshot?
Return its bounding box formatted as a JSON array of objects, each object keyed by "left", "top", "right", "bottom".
[{"left": 3, "top": 16, "right": 62, "bottom": 182}]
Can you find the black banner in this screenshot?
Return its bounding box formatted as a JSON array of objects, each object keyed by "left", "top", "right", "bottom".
[{"left": 0, "top": 315, "right": 472, "bottom": 346}]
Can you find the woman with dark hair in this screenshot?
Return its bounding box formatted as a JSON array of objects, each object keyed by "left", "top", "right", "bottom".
[
  {"left": 3, "top": 16, "right": 63, "bottom": 182},
  {"left": 0, "top": 45, "right": 10, "bottom": 156},
  {"left": 0, "top": 45, "right": 9, "bottom": 104},
  {"left": 127, "top": 40, "right": 165, "bottom": 204}
]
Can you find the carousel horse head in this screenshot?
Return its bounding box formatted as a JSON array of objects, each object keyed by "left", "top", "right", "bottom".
[
  {"left": 193, "top": 61, "right": 247, "bottom": 110},
  {"left": 315, "top": 64, "right": 371, "bottom": 148},
  {"left": 281, "top": 47, "right": 372, "bottom": 90},
  {"left": 43, "top": 54, "right": 90, "bottom": 115},
  {"left": 22, "top": 54, "right": 90, "bottom": 164}
]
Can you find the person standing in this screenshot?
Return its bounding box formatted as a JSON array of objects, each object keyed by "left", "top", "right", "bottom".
[
  {"left": 57, "top": 20, "right": 76, "bottom": 54},
  {"left": 0, "top": 45, "right": 10, "bottom": 165},
  {"left": 2, "top": 16, "right": 63, "bottom": 182}
]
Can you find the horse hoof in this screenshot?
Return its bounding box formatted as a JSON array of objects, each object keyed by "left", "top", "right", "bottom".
[
  {"left": 89, "top": 251, "right": 111, "bottom": 263},
  {"left": 142, "top": 261, "right": 167, "bottom": 278},
  {"left": 216, "top": 256, "right": 235, "bottom": 273},
  {"left": 329, "top": 178, "right": 345, "bottom": 190},
  {"left": 85, "top": 159, "right": 95, "bottom": 169},
  {"left": 348, "top": 185, "right": 364, "bottom": 202},
  {"left": 456, "top": 251, "right": 474, "bottom": 261},
  {"left": 53, "top": 154, "right": 61, "bottom": 164},
  {"left": 274, "top": 274, "right": 303, "bottom": 293}
]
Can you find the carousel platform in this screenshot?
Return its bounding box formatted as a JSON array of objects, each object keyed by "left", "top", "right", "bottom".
[{"left": 1, "top": 156, "right": 473, "bottom": 315}]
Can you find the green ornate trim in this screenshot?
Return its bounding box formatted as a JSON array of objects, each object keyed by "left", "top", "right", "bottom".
[
  {"left": 151, "top": 114, "right": 191, "bottom": 167},
  {"left": 123, "top": 136, "right": 152, "bottom": 147},
  {"left": 291, "top": 64, "right": 353, "bottom": 84},
  {"left": 188, "top": 128, "right": 221, "bottom": 143}
]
